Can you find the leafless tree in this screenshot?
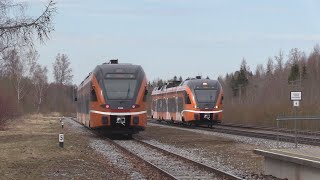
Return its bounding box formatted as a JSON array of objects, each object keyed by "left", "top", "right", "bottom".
[
  {"left": 2, "top": 47, "right": 37, "bottom": 105},
  {"left": 53, "top": 53, "right": 73, "bottom": 85},
  {"left": 32, "top": 64, "right": 48, "bottom": 112},
  {"left": 287, "top": 48, "right": 302, "bottom": 66},
  {"left": 266, "top": 57, "right": 274, "bottom": 77},
  {"left": 0, "top": 0, "right": 56, "bottom": 53},
  {"left": 255, "top": 64, "right": 264, "bottom": 78},
  {"left": 274, "top": 50, "right": 284, "bottom": 73}
]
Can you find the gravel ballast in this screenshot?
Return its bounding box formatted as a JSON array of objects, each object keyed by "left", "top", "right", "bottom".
[
  {"left": 138, "top": 122, "right": 316, "bottom": 179},
  {"left": 115, "top": 140, "right": 219, "bottom": 180},
  {"left": 90, "top": 139, "right": 146, "bottom": 180}
]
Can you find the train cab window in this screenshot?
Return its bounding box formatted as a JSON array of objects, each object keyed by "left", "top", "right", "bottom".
[
  {"left": 184, "top": 91, "right": 191, "bottom": 104},
  {"left": 91, "top": 87, "right": 98, "bottom": 101}
]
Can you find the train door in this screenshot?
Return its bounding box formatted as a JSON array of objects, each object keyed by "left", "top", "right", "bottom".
[
  {"left": 175, "top": 96, "right": 182, "bottom": 121},
  {"left": 153, "top": 99, "right": 158, "bottom": 119},
  {"left": 166, "top": 96, "right": 171, "bottom": 120}
]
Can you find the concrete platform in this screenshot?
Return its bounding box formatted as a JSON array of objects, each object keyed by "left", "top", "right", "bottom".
[{"left": 254, "top": 148, "right": 320, "bottom": 180}]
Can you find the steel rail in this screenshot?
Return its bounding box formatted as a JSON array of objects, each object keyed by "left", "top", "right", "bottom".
[
  {"left": 133, "top": 138, "right": 242, "bottom": 180},
  {"left": 104, "top": 138, "right": 178, "bottom": 180},
  {"left": 149, "top": 120, "right": 320, "bottom": 146}
]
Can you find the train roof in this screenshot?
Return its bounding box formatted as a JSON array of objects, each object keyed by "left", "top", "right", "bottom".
[
  {"left": 182, "top": 78, "right": 220, "bottom": 87},
  {"left": 152, "top": 77, "right": 221, "bottom": 95},
  {"left": 93, "top": 62, "right": 143, "bottom": 74},
  {"left": 78, "top": 60, "right": 144, "bottom": 88}
]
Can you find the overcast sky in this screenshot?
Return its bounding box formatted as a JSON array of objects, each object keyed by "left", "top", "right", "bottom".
[{"left": 25, "top": 0, "right": 320, "bottom": 84}]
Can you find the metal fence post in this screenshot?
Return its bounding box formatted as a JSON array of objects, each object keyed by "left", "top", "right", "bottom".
[
  {"left": 277, "top": 118, "right": 279, "bottom": 148},
  {"left": 294, "top": 108, "right": 298, "bottom": 148}
]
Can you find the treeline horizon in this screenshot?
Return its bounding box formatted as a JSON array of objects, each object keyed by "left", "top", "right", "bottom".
[{"left": 147, "top": 44, "right": 320, "bottom": 127}]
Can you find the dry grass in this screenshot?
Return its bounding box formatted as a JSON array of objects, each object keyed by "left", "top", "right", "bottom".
[
  {"left": 223, "top": 103, "right": 320, "bottom": 131},
  {"left": 0, "top": 116, "right": 127, "bottom": 179}
]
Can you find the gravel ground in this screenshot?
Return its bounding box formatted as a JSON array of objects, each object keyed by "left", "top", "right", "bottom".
[
  {"left": 139, "top": 122, "right": 306, "bottom": 179},
  {"left": 148, "top": 123, "right": 307, "bottom": 149},
  {"left": 115, "top": 140, "right": 219, "bottom": 180},
  {"left": 90, "top": 139, "right": 146, "bottom": 180}
]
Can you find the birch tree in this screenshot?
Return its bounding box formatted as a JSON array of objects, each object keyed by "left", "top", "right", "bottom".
[
  {"left": 32, "top": 64, "right": 48, "bottom": 112},
  {"left": 53, "top": 53, "right": 73, "bottom": 85},
  {"left": 2, "top": 48, "right": 37, "bottom": 105}
]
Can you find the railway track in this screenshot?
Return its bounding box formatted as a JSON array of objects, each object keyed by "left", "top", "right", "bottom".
[
  {"left": 149, "top": 120, "right": 320, "bottom": 146},
  {"left": 69, "top": 117, "right": 241, "bottom": 179},
  {"left": 109, "top": 137, "right": 242, "bottom": 180}
]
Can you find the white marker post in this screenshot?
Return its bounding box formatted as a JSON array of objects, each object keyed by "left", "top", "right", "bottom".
[
  {"left": 293, "top": 101, "right": 299, "bottom": 107},
  {"left": 61, "top": 121, "right": 64, "bottom": 129},
  {"left": 59, "top": 133, "right": 64, "bottom": 148},
  {"left": 290, "top": 91, "right": 302, "bottom": 148}
]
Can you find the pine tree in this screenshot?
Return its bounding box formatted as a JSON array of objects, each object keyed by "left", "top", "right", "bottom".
[
  {"left": 288, "top": 63, "right": 300, "bottom": 83},
  {"left": 302, "top": 64, "right": 307, "bottom": 80},
  {"left": 237, "top": 59, "right": 249, "bottom": 87},
  {"left": 230, "top": 74, "right": 238, "bottom": 96}
]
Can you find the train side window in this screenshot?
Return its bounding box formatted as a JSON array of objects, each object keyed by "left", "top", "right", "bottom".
[
  {"left": 221, "top": 96, "right": 224, "bottom": 104},
  {"left": 184, "top": 92, "right": 191, "bottom": 104},
  {"left": 91, "top": 88, "right": 98, "bottom": 101}
]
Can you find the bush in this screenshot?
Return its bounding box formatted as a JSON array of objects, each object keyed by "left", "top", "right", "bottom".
[{"left": 0, "top": 85, "right": 19, "bottom": 129}]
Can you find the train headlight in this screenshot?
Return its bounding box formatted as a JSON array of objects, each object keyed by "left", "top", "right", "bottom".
[
  {"left": 194, "top": 105, "right": 198, "bottom": 109},
  {"left": 215, "top": 105, "right": 218, "bottom": 109},
  {"left": 105, "top": 104, "right": 110, "bottom": 109},
  {"left": 132, "top": 104, "right": 140, "bottom": 109}
]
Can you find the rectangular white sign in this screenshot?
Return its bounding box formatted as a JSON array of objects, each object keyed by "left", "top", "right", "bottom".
[
  {"left": 290, "top": 91, "right": 302, "bottom": 101},
  {"left": 293, "top": 101, "right": 300, "bottom": 107},
  {"left": 59, "top": 134, "right": 64, "bottom": 142}
]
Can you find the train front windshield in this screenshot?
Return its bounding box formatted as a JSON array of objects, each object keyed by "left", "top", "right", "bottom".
[
  {"left": 104, "top": 79, "right": 137, "bottom": 100},
  {"left": 194, "top": 89, "right": 218, "bottom": 103}
]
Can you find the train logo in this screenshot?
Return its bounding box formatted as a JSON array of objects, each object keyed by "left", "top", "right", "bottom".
[
  {"left": 204, "top": 113, "right": 210, "bottom": 120},
  {"left": 116, "top": 116, "right": 126, "bottom": 126}
]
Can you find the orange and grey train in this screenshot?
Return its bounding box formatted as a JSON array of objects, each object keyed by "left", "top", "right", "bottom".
[
  {"left": 76, "top": 60, "right": 148, "bottom": 135},
  {"left": 151, "top": 76, "right": 223, "bottom": 126}
]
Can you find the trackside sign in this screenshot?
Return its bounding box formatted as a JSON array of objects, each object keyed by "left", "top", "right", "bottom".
[{"left": 290, "top": 91, "right": 302, "bottom": 101}]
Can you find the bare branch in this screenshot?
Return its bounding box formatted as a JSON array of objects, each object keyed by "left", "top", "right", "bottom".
[
  {"left": 53, "top": 53, "right": 73, "bottom": 85},
  {"left": 0, "top": 0, "right": 56, "bottom": 48}
]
